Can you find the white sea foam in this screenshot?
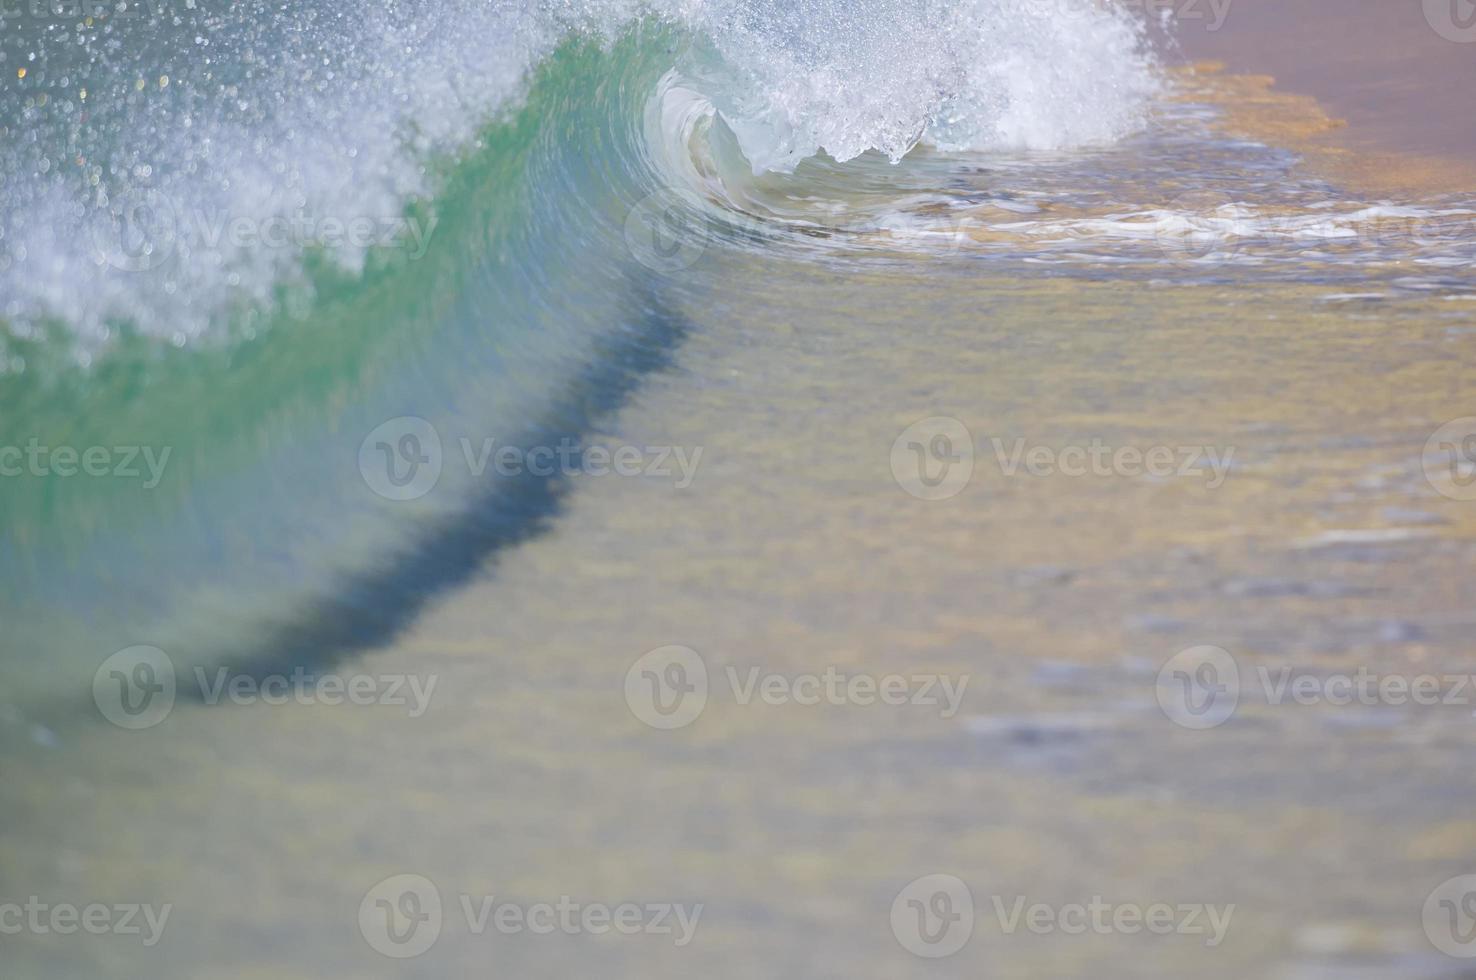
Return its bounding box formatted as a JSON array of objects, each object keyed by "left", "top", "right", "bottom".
[
  {"left": 687, "top": 0, "right": 1158, "bottom": 172},
  {"left": 0, "top": 0, "right": 1159, "bottom": 350}
]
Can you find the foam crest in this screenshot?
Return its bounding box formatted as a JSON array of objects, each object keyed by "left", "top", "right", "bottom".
[
  {"left": 688, "top": 0, "right": 1158, "bottom": 172},
  {"left": 0, "top": 0, "right": 1159, "bottom": 353}
]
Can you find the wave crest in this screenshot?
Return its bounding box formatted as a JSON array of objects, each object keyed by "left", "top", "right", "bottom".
[{"left": 0, "top": 0, "right": 1157, "bottom": 351}]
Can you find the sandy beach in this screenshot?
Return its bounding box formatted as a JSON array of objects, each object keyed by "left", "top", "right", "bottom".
[{"left": 1171, "top": 0, "right": 1476, "bottom": 190}]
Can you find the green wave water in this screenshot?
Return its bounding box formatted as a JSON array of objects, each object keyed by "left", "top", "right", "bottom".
[{"left": 1, "top": 28, "right": 710, "bottom": 709}]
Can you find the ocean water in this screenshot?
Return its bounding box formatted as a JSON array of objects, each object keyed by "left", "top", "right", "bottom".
[{"left": 4, "top": 2, "right": 1476, "bottom": 978}]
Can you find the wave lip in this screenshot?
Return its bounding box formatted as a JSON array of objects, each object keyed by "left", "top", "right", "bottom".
[
  {"left": 0, "top": 0, "right": 1159, "bottom": 351},
  {"left": 692, "top": 0, "right": 1158, "bottom": 173}
]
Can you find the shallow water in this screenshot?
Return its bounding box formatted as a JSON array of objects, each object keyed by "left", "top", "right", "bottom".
[
  {"left": 4, "top": 6, "right": 1476, "bottom": 979},
  {"left": 8, "top": 264, "right": 1476, "bottom": 976}
]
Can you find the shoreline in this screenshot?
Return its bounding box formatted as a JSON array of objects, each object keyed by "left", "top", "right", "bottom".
[
  {"left": 1168, "top": 61, "right": 1476, "bottom": 198},
  {"left": 1166, "top": 0, "right": 1476, "bottom": 195}
]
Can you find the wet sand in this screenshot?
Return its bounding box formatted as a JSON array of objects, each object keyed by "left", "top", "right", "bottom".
[{"left": 1170, "top": 0, "right": 1476, "bottom": 191}]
